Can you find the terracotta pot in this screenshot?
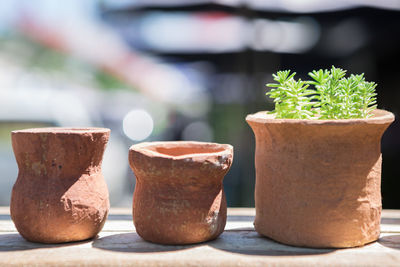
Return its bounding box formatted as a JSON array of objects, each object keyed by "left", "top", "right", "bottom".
[
  {"left": 11, "top": 127, "right": 110, "bottom": 243},
  {"left": 129, "top": 141, "right": 233, "bottom": 245},
  {"left": 246, "top": 109, "right": 394, "bottom": 248}
]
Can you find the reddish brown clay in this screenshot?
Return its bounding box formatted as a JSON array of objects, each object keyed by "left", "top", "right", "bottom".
[
  {"left": 11, "top": 128, "right": 110, "bottom": 243},
  {"left": 129, "top": 141, "right": 233, "bottom": 245},
  {"left": 246, "top": 109, "right": 394, "bottom": 248}
]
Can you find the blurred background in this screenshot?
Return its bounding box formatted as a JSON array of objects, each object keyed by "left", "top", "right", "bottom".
[{"left": 0, "top": 0, "right": 399, "bottom": 208}]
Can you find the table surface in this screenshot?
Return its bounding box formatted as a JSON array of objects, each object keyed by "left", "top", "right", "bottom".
[{"left": 1, "top": 207, "right": 399, "bottom": 267}]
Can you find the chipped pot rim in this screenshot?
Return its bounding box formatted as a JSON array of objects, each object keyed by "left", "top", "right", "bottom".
[
  {"left": 246, "top": 109, "right": 395, "bottom": 125},
  {"left": 12, "top": 127, "right": 111, "bottom": 134},
  {"left": 129, "top": 141, "right": 233, "bottom": 160}
]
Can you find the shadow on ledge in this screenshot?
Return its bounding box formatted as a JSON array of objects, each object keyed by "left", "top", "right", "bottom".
[
  {"left": 378, "top": 235, "right": 400, "bottom": 250},
  {"left": 92, "top": 233, "right": 198, "bottom": 253},
  {"left": 207, "top": 231, "right": 337, "bottom": 256},
  {"left": 92, "top": 231, "right": 336, "bottom": 256},
  {"left": 106, "top": 214, "right": 132, "bottom": 221},
  {"left": 0, "top": 215, "right": 11, "bottom": 221},
  {"left": 227, "top": 215, "right": 254, "bottom": 222},
  {"left": 381, "top": 218, "right": 400, "bottom": 225},
  {"left": 0, "top": 233, "right": 93, "bottom": 251}
]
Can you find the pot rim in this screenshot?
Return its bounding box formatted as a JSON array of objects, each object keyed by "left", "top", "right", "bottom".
[
  {"left": 246, "top": 109, "right": 394, "bottom": 125},
  {"left": 130, "top": 141, "right": 233, "bottom": 160},
  {"left": 12, "top": 127, "right": 110, "bottom": 134}
]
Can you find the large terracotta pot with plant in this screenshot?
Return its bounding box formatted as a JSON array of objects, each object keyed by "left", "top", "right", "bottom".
[
  {"left": 11, "top": 127, "right": 110, "bottom": 243},
  {"left": 129, "top": 141, "right": 233, "bottom": 245},
  {"left": 246, "top": 67, "right": 395, "bottom": 248}
]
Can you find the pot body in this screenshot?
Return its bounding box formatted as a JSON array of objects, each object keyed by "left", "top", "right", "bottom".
[
  {"left": 129, "top": 141, "right": 233, "bottom": 245},
  {"left": 246, "top": 109, "right": 394, "bottom": 248},
  {"left": 11, "top": 128, "right": 110, "bottom": 243}
]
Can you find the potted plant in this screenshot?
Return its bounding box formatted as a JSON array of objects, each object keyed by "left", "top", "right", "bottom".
[
  {"left": 11, "top": 127, "right": 110, "bottom": 243},
  {"left": 129, "top": 141, "right": 233, "bottom": 244},
  {"left": 246, "top": 66, "right": 394, "bottom": 248}
]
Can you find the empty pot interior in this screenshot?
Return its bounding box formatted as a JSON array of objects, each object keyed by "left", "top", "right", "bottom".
[
  {"left": 149, "top": 146, "right": 226, "bottom": 157},
  {"left": 136, "top": 141, "right": 229, "bottom": 157}
]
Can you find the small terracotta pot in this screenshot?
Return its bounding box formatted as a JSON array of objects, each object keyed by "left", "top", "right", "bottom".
[
  {"left": 11, "top": 128, "right": 110, "bottom": 243},
  {"left": 129, "top": 141, "right": 233, "bottom": 245},
  {"left": 246, "top": 109, "right": 394, "bottom": 248}
]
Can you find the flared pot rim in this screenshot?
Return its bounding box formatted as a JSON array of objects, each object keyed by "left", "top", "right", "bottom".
[
  {"left": 246, "top": 109, "right": 394, "bottom": 125},
  {"left": 130, "top": 141, "right": 233, "bottom": 160},
  {"left": 12, "top": 127, "right": 110, "bottom": 135}
]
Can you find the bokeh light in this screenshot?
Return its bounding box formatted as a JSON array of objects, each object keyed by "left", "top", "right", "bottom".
[{"left": 122, "top": 109, "right": 154, "bottom": 141}]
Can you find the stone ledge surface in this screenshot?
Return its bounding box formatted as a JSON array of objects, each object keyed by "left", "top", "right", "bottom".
[{"left": 0, "top": 207, "right": 399, "bottom": 266}]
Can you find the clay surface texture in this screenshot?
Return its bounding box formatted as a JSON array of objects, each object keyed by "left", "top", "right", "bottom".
[
  {"left": 11, "top": 128, "right": 110, "bottom": 243},
  {"left": 246, "top": 109, "right": 394, "bottom": 248},
  {"left": 129, "top": 141, "right": 233, "bottom": 245}
]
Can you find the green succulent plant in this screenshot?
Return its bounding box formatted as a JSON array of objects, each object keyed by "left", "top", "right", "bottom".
[{"left": 266, "top": 66, "right": 377, "bottom": 119}]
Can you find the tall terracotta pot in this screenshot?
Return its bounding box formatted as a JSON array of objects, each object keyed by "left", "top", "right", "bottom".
[
  {"left": 246, "top": 109, "right": 394, "bottom": 248},
  {"left": 129, "top": 141, "right": 233, "bottom": 245},
  {"left": 11, "top": 128, "right": 110, "bottom": 243}
]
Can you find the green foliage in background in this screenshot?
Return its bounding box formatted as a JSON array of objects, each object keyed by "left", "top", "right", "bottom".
[
  {"left": 0, "top": 34, "right": 134, "bottom": 91},
  {"left": 266, "top": 66, "right": 377, "bottom": 119}
]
